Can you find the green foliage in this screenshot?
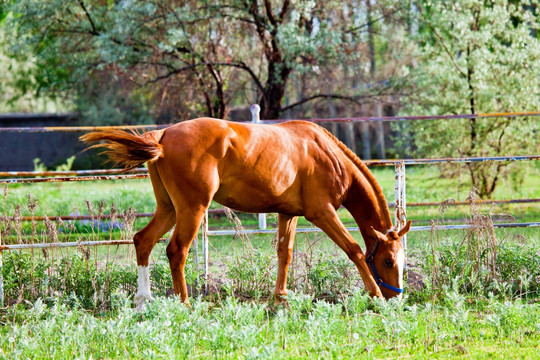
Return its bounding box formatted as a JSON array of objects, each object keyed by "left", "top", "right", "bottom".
[
  {"left": 305, "top": 252, "right": 359, "bottom": 300},
  {"left": 1, "top": 251, "right": 48, "bottom": 301},
  {"left": 423, "top": 227, "right": 540, "bottom": 300},
  {"left": 33, "top": 155, "right": 76, "bottom": 172},
  {"left": 411, "top": 1, "right": 540, "bottom": 114},
  {"left": 396, "top": 0, "right": 540, "bottom": 197},
  {"left": 0, "top": 249, "right": 183, "bottom": 310},
  {"left": 224, "top": 249, "right": 276, "bottom": 300},
  {"left": 2, "top": 250, "right": 134, "bottom": 309},
  {"left": 3, "top": 0, "right": 413, "bottom": 121},
  {"left": 75, "top": 82, "right": 154, "bottom": 126},
  {"left": 32, "top": 158, "right": 47, "bottom": 173}
]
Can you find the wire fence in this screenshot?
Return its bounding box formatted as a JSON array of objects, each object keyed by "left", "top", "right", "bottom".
[
  {"left": 2, "top": 110, "right": 540, "bottom": 132},
  {"left": 1, "top": 110, "right": 539, "bottom": 304}
]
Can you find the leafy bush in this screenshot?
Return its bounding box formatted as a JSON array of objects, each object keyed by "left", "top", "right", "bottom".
[
  {"left": 415, "top": 189, "right": 540, "bottom": 301},
  {"left": 2, "top": 251, "right": 48, "bottom": 302},
  {"left": 224, "top": 249, "right": 275, "bottom": 300},
  {"left": 305, "top": 252, "right": 359, "bottom": 301},
  {"left": 422, "top": 234, "right": 540, "bottom": 300}
]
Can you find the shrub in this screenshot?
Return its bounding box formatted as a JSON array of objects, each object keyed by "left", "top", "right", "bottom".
[
  {"left": 2, "top": 249, "right": 140, "bottom": 310},
  {"left": 224, "top": 249, "right": 275, "bottom": 300},
  {"left": 305, "top": 252, "right": 359, "bottom": 301},
  {"left": 420, "top": 191, "right": 540, "bottom": 300}
]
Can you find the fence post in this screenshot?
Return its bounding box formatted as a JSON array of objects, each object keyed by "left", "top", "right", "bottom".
[
  {"left": 258, "top": 213, "right": 267, "bottom": 230},
  {"left": 202, "top": 210, "right": 209, "bottom": 295},
  {"left": 394, "top": 161, "right": 407, "bottom": 250},
  {"left": 250, "top": 104, "right": 267, "bottom": 230}
]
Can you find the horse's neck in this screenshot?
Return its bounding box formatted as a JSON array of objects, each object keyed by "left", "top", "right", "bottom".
[
  {"left": 318, "top": 126, "right": 393, "bottom": 237},
  {"left": 345, "top": 168, "right": 393, "bottom": 238}
]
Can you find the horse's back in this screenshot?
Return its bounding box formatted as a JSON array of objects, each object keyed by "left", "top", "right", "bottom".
[{"left": 156, "top": 118, "right": 350, "bottom": 214}]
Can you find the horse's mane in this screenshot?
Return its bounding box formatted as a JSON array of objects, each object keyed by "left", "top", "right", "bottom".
[{"left": 319, "top": 126, "right": 393, "bottom": 228}]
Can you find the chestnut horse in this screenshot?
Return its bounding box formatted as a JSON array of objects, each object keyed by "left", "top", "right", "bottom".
[{"left": 81, "top": 118, "right": 410, "bottom": 310}]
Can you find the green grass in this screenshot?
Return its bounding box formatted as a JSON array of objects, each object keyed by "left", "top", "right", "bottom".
[
  {"left": 0, "top": 295, "right": 538, "bottom": 359},
  {"left": 1, "top": 164, "right": 539, "bottom": 358}
]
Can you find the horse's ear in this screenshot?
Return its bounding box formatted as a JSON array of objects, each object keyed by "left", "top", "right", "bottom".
[
  {"left": 370, "top": 226, "right": 385, "bottom": 239},
  {"left": 369, "top": 226, "right": 378, "bottom": 238},
  {"left": 398, "top": 220, "right": 412, "bottom": 237}
]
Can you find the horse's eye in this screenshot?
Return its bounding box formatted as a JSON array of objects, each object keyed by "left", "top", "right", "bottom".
[{"left": 384, "top": 258, "right": 394, "bottom": 268}]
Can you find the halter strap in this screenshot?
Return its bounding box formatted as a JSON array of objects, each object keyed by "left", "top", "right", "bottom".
[{"left": 365, "top": 241, "right": 404, "bottom": 294}]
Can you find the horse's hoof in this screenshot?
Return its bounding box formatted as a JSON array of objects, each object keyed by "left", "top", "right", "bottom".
[
  {"left": 134, "top": 293, "right": 154, "bottom": 311},
  {"left": 274, "top": 295, "right": 289, "bottom": 308},
  {"left": 135, "top": 301, "right": 147, "bottom": 312}
]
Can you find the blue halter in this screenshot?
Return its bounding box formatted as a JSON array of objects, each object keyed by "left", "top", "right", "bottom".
[{"left": 365, "top": 241, "right": 404, "bottom": 294}]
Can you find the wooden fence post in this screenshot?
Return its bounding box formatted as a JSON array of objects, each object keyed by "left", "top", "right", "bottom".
[{"left": 250, "top": 104, "right": 267, "bottom": 230}]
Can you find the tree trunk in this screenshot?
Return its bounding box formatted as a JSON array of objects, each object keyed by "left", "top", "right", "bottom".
[
  {"left": 344, "top": 123, "right": 355, "bottom": 151},
  {"left": 361, "top": 122, "right": 371, "bottom": 159},
  {"left": 328, "top": 99, "right": 338, "bottom": 137},
  {"left": 375, "top": 103, "right": 386, "bottom": 159},
  {"left": 259, "top": 61, "right": 291, "bottom": 120}
]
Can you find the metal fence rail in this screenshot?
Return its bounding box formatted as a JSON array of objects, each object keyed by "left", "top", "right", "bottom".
[
  {"left": 0, "top": 173, "right": 149, "bottom": 184},
  {"left": 3, "top": 198, "right": 539, "bottom": 223},
  {"left": 2, "top": 110, "right": 540, "bottom": 133},
  {"left": 2, "top": 156, "right": 538, "bottom": 185},
  {"left": 0, "top": 124, "right": 169, "bottom": 133},
  {"left": 0, "top": 168, "right": 148, "bottom": 177}
]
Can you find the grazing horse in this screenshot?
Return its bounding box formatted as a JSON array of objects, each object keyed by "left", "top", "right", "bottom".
[{"left": 81, "top": 118, "right": 411, "bottom": 310}]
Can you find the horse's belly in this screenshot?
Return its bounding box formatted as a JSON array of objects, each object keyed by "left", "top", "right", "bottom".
[{"left": 213, "top": 182, "right": 304, "bottom": 215}]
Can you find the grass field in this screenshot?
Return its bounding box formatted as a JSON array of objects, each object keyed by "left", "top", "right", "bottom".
[
  {"left": 0, "top": 295, "right": 539, "bottom": 359},
  {"left": 0, "top": 163, "right": 539, "bottom": 358}
]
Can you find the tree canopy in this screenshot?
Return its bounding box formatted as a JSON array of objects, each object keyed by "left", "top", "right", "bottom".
[
  {"left": 397, "top": 0, "right": 540, "bottom": 197},
  {"left": 3, "top": 0, "right": 412, "bottom": 122}
]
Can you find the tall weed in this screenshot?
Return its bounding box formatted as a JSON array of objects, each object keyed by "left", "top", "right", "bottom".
[{"left": 423, "top": 188, "right": 540, "bottom": 300}]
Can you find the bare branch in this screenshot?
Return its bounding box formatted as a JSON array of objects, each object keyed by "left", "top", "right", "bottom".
[
  {"left": 78, "top": 0, "right": 99, "bottom": 36},
  {"left": 264, "top": 0, "right": 277, "bottom": 27},
  {"left": 281, "top": 93, "right": 387, "bottom": 113},
  {"left": 146, "top": 63, "right": 202, "bottom": 83},
  {"left": 145, "top": 61, "right": 265, "bottom": 95},
  {"left": 279, "top": 0, "right": 291, "bottom": 23}
]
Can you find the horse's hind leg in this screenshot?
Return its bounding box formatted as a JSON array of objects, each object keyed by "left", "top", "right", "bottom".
[
  {"left": 133, "top": 207, "right": 175, "bottom": 310},
  {"left": 274, "top": 214, "right": 298, "bottom": 305},
  {"left": 166, "top": 209, "right": 207, "bottom": 306},
  {"left": 133, "top": 163, "right": 176, "bottom": 310}
]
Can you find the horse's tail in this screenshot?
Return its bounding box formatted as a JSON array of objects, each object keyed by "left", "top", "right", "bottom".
[{"left": 80, "top": 129, "right": 165, "bottom": 170}]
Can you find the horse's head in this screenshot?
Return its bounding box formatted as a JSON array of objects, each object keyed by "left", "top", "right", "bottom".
[{"left": 366, "top": 220, "right": 411, "bottom": 299}]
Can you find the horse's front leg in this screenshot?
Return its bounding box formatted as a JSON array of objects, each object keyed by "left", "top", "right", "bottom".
[
  {"left": 306, "top": 205, "right": 384, "bottom": 299},
  {"left": 274, "top": 214, "right": 298, "bottom": 305}
]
